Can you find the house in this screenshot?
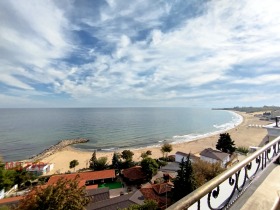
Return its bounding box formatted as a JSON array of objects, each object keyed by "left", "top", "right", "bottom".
[
  {"left": 122, "top": 166, "right": 147, "bottom": 183},
  {"left": 47, "top": 169, "right": 116, "bottom": 186},
  {"left": 86, "top": 190, "right": 144, "bottom": 210},
  {"left": 26, "top": 163, "right": 54, "bottom": 175},
  {"left": 86, "top": 187, "right": 110, "bottom": 203},
  {"left": 152, "top": 182, "right": 173, "bottom": 195},
  {"left": 140, "top": 183, "right": 173, "bottom": 209},
  {"left": 175, "top": 151, "right": 199, "bottom": 163},
  {"left": 200, "top": 148, "right": 230, "bottom": 167}
]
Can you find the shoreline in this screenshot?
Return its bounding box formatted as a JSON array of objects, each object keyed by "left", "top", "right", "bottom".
[
  {"left": 72, "top": 110, "right": 243, "bottom": 153},
  {"left": 26, "top": 138, "right": 89, "bottom": 162},
  {"left": 40, "top": 111, "right": 271, "bottom": 174}
]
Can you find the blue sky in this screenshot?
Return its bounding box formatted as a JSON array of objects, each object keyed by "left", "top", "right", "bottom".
[{"left": 1, "top": 0, "right": 280, "bottom": 108}]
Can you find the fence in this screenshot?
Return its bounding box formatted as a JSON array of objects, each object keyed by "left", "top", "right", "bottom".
[{"left": 168, "top": 136, "right": 280, "bottom": 210}]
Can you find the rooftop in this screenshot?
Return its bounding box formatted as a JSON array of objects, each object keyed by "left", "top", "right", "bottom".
[
  {"left": 200, "top": 148, "right": 229, "bottom": 161},
  {"left": 122, "top": 166, "right": 146, "bottom": 181},
  {"left": 47, "top": 169, "right": 116, "bottom": 185}
]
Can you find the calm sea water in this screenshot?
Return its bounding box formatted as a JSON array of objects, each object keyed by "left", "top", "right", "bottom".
[{"left": 0, "top": 108, "right": 242, "bottom": 162}]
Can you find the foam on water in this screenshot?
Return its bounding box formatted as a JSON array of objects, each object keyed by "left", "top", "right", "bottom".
[{"left": 171, "top": 111, "right": 243, "bottom": 144}]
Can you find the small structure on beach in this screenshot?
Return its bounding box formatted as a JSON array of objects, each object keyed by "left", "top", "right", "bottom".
[
  {"left": 26, "top": 163, "right": 54, "bottom": 175},
  {"left": 200, "top": 148, "right": 230, "bottom": 168}
]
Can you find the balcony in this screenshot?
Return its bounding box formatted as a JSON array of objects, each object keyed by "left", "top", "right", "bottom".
[{"left": 167, "top": 136, "right": 280, "bottom": 210}]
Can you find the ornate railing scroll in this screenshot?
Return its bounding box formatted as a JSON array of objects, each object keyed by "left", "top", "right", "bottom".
[{"left": 167, "top": 136, "right": 280, "bottom": 210}]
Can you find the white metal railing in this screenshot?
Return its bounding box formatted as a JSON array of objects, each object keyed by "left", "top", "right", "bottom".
[{"left": 168, "top": 136, "right": 280, "bottom": 210}]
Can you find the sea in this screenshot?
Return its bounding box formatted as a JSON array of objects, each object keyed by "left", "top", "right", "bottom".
[{"left": 0, "top": 108, "right": 242, "bottom": 162}]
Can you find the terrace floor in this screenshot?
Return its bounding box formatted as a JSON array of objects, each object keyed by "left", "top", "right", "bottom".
[{"left": 230, "top": 161, "right": 280, "bottom": 210}]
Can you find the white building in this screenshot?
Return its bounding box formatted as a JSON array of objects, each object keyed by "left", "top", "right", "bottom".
[
  {"left": 175, "top": 151, "right": 199, "bottom": 163},
  {"left": 264, "top": 116, "right": 280, "bottom": 141},
  {"left": 200, "top": 148, "right": 230, "bottom": 168},
  {"left": 26, "top": 163, "right": 54, "bottom": 175}
]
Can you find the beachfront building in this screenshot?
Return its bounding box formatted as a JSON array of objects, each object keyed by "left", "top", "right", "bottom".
[
  {"left": 264, "top": 116, "right": 280, "bottom": 141},
  {"left": 175, "top": 151, "right": 199, "bottom": 163},
  {"left": 199, "top": 148, "right": 230, "bottom": 168},
  {"left": 26, "top": 163, "right": 54, "bottom": 175}
]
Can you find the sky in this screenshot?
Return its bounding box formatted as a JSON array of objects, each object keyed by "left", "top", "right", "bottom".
[{"left": 1, "top": 0, "right": 280, "bottom": 108}]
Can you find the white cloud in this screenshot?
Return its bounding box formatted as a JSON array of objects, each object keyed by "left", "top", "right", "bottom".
[
  {"left": 0, "top": 0, "right": 71, "bottom": 89},
  {"left": 1, "top": 0, "right": 280, "bottom": 107}
]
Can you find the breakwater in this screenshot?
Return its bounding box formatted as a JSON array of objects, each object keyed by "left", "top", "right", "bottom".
[{"left": 28, "top": 138, "right": 89, "bottom": 162}]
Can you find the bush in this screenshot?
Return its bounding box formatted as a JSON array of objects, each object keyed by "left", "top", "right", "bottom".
[
  {"left": 157, "top": 160, "right": 168, "bottom": 167},
  {"left": 159, "top": 157, "right": 168, "bottom": 161},
  {"left": 236, "top": 146, "right": 249, "bottom": 155}
]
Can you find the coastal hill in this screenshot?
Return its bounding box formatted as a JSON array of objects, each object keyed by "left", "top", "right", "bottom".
[{"left": 213, "top": 106, "right": 280, "bottom": 113}]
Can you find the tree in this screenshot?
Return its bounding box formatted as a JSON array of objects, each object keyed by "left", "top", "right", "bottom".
[
  {"left": 146, "top": 150, "right": 152, "bottom": 156},
  {"left": 15, "top": 176, "right": 90, "bottom": 210},
  {"left": 122, "top": 199, "right": 158, "bottom": 210},
  {"left": 141, "top": 157, "right": 159, "bottom": 180},
  {"left": 0, "top": 169, "right": 16, "bottom": 191},
  {"left": 161, "top": 143, "right": 173, "bottom": 158},
  {"left": 69, "top": 160, "right": 79, "bottom": 172},
  {"left": 172, "top": 155, "right": 196, "bottom": 202},
  {"left": 121, "top": 150, "right": 134, "bottom": 162},
  {"left": 112, "top": 152, "right": 122, "bottom": 170},
  {"left": 140, "top": 152, "right": 148, "bottom": 159},
  {"left": 14, "top": 170, "right": 37, "bottom": 188},
  {"left": 216, "top": 133, "right": 236, "bottom": 154},
  {"left": 140, "top": 150, "right": 152, "bottom": 159},
  {"left": 192, "top": 159, "right": 225, "bottom": 187},
  {"left": 89, "top": 151, "right": 97, "bottom": 169},
  {"left": 94, "top": 157, "right": 108, "bottom": 171}
]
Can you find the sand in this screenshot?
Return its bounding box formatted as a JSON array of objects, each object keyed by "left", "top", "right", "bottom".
[{"left": 41, "top": 111, "right": 271, "bottom": 174}]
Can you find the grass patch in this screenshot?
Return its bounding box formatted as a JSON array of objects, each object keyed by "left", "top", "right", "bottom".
[
  {"left": 98, "top": 182, "right": 122, "bottom": 189},
  {"left": 236, "top": 146, "right": 249, "bottom": 155}
]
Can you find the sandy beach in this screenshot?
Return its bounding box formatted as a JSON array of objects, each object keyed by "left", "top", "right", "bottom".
[{"left": 41, "top": 111, "right": 271, "bottom": 174}]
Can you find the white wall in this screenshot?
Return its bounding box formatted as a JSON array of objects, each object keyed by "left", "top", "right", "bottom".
[
  {"left": 200, "top": 156, "right": 229, "bottom": 167},
  {"left": 201, "top": 156, "right": 218, "bottom": 164},
  {"left": 175, "top": 154, "right": 187, "bottom": 163},
  {"left": 0, "top": 189, "right": 4, "bottom": 199}
]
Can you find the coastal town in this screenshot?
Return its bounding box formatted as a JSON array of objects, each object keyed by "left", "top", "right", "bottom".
[{"left": 1, "top": 109, "right": 280, "bottom": 210}]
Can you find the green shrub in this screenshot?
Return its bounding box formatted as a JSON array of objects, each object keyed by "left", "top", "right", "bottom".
[{"left": 236, "top": 146, "right": 249, "bottom": 155}]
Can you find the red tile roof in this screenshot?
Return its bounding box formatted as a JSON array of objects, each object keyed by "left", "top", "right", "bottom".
[
  {"left": 0, "top": 196, "right": 23, "bottom": 204},
  {"left": 47, "top": 169, "right": 115, "bottom": 185},
  {"left": 152, "top": 182, "right": 173, "bottom": 195},
  {"left": 85, "top": 184, "right": 98, "bottom": 190},
  {"left": 140, "top": 188, "right": 169, "bottom": 208},
  {"left": 122, "top": 166, "right": 146, "bottom": 181}
]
